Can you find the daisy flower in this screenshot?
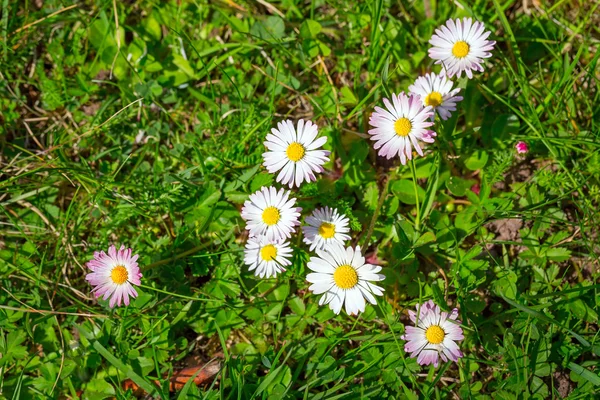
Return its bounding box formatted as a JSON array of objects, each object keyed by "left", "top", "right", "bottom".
[
  {"left": 306, "top": 244, "right": 385, "bottom": 315},
  {"left": 244, "top": 236, "right": 293, "bottom": 278},
  {"left": 302, "top": 207, "right": 351, "bottom": 251},
  {"left": 428, "top": 17, "right": 496, "bottom": 79},
  {"left": 86, "top": 245, "right": 142, "bottom": 308},
  {"left": 263, "top": 119, "right": 330, "bottom": 188},
  {"left": 408, "top": 72, "right": 463, "bottom": 121},
  {"left": 241, "top": 186, "right": 301, "bottom": 241},
  {"left": 401, "top": 300, "right": 464, "bottom": 367},
  {"left": 368, "top": 92, "right": 436, "bottom": 165}
]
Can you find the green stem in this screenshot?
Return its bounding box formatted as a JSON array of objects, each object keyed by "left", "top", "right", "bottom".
[
  {"left": 410, "top": 159, "right": 421, "bottom": 232},
  {"left": 361, "top": 167, "right": 397, "bottom": 248},
  {"left": 139, "top": 283, "right": 217, "bottom": 303},
  {"left": 142, "top": 242, "right": 212, "bottom": 271}
]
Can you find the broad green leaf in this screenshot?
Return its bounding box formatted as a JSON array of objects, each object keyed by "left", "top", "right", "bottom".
[
  {"left": 465, "top": 150, "right": 489, "bottom": 171},
  {"left": 391, "top": 179, "right": 425, "bottom": 205},
  {"left": 446, "top": 176, "right": 474, "bottom": 197},
  {"left": 300, "top": 19, "right": 322, "bottom": 39},
  {"left": 93, "top": 342, "right": 158, "bottom": 397},
  {"left": 340, "top": 86, "right": 358, "bottom": 105},
  {"left": 250, "top": 16, "right": 285, "bottom": 40},
  {"left": 414, "top": 231, "right": 436, "bottom": 247}
]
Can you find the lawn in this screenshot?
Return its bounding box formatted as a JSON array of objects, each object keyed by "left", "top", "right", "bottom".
[{"left": 1, "top": 0, "right": 600, "bottom": 398}]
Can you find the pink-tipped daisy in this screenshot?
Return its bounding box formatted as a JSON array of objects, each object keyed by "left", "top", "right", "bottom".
[
  {"left": 408, "top": 72, "right": 463, "bottom": 121},
  {"left": 515, "top": 141, "right": 528, "bottom": 154},
  {"left": 263, "top": 119, "right": 330, "bottom": 188},
  {"left": 428, "top": 17, "right": 496, "bottom": 79},
  {"left": 86, "top": 245, "right": 142, "bottom": 308},
  {"left": 401, "top": 300, "right": 464, "bottom": 367},
  {"left": 368, "top": 92, "right": 436, "bottom": 165}
]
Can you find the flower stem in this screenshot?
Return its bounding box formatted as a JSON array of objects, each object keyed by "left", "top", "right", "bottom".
[
  {"left": 142, "top": 243, "right": 212, "bottom": 271},
  {"left": 361, "top": 167, "right": 397, "bottom": 248},
  {"left": 410, "top": 159, "right": 421, "bottom": 232}
]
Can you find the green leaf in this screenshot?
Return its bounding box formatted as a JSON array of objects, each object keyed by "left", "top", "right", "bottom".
[
  {"left": 172, "top": 54, "right": 195, "bottom": 77},
  {"left": 363, "top": 182, "right": 379, "bottom": 211},
  {"left": 446, "top": 176, "right": 474, "bottom": 197},
  {"left": 0, "top": 330, "right": 27, "bottom": 366},
  {"left": 142, "top": 14, "right": 162, "bottom": 41},
  {"left": 568, "top": 299, "right": 598, "bottom": 323},
  {"left": 340, "top": 86, "right": 358, "bottom": 105},
  {"left": 93, "top": 342, "right": 158, "bottom": 397},
  {"left": 567, "top": 361, "right": 600, "bottom": 386},
  {"left": 300, "top": 20, "right": 322, "bottom": 39},
  {"left": 465, "top": 150, "right": 489, "bottom": 171},
  {"left": 250, "top": 16, "right": 285, "bottom": 40},
  {"left": 546, "top": 248, "right": 571, "bottom": 262},
  {"left": 84, "top": 378, "right": 115, "bottom": 399},
  {"left": 493, "top": 271, "right": 518, "bottom": 299},
  {"left": 413, "top": 231, "right": 436, "bottom": 247},
  {"left": 391, "top": 179, "right": 425, "bottom": 205},
  {"left": 303, "top": 38, "right": 320, "bottom": 57},
  {"left": 317, "top": 40, "right": 331, "bottom": 56},
  {"left": 250, "top": 173, "right": 274, "bottom": 193},
  {"left": 289, "top": 297, "right": 306, "bottom": 315},
  {"left": 454, "top": 205, "right": 480, "bottom": 236}
]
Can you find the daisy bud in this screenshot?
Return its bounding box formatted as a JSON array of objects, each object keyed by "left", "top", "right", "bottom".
[{"left": 515, "top": 141, "right": 528, "bottom": 154}]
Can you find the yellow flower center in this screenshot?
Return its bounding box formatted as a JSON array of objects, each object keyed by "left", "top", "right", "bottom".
[
  {"left": 260, "top": 244, "right": 277, "bottom": 261},
  {"left": 262, "top": 206, "right": 280, "bottom": 226},
  {"left": 333, "top": 265, "right": 358, "bottom": 289},
  {"left": 394, "top": 118, "right": 412, "bottom": 137},
  {"left": 425, "top": 91, "right": 443, "bottom": 107},
  {"left": 425, "top": 325, "right": 445, "bottom": 344},
  {"left": 110, "top": 265, "right": 129, "bottom": 285},
  {"left": 286, "top": 142, "right": 305, "bottom": 162},
  {"left": 452, "top": 41, "right": 470, "bottom": 58},
  {"left": 318, "top": 222, "right": 336, "bottom": 239}
]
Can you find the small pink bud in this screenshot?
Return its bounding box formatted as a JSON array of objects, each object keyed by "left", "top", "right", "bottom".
[
  {"left": 471, "top": 183, "right": 480, "bottom": 196},
  {"left": 515, "top": 141, "right": 528, "bottom": 154}
]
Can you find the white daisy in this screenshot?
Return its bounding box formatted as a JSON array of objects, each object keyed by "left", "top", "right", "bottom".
[
  {"left": 306, "top": 244, "right": 384, "bottom": 315},
  {"left": 408, "top": 72, "right": 463, "bottom": 121},
  {"left": 263, "top": 119, "right": 330, "bottom": 188},
  {"left": 428, "top": 17, "right": 496, "bottom": 79},
  {"left": 241, "top": 186, "right": 301, "bottom": 241},
  {"left": 368, "top": 92, "right": 436, "bottom": 165},
  {"left": 401, "top": 300, "right": 464, "bottom": 367},
  {"left": 244, "top": 236, "right": 292, "bottom": 278},
  {"left": 302, "top": 207, "right": 351, "bottom": 251},
  {"left": 86, "top": 245, "right": 142, "bottom": 308}
]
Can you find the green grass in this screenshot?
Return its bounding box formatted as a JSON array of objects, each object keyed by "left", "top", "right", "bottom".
[{"left": 1, "top": 0, "right": 600, "bottom": 398}]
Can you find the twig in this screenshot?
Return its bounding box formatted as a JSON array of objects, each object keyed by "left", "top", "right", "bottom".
[
  {"left": 256, "top": 0, "right": 285, "bottom": 18},
  {"left": 11, "top": 4, "right": 78, "bottom": 36},
  {"left": 15, "top": 200, "right": 57, "bottom": 233},
  {"left": 252, "top": 64, "right": 298, "bottom": 93},
  {"left": 417, "top": 374, "right": 460, "bottom": 383}
]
